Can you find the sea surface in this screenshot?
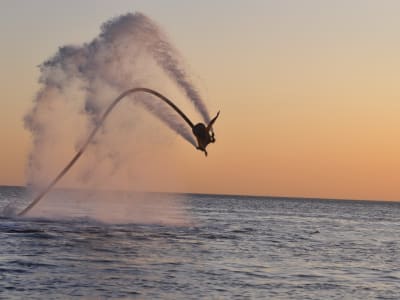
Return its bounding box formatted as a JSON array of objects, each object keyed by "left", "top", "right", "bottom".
[{"left": 1, "top": 186, "right": 400, "bottom": 299}]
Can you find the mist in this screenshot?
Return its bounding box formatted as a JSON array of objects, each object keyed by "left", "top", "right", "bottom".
[{"left": 22, "top": 12, "right": 208, "bottom": 223}]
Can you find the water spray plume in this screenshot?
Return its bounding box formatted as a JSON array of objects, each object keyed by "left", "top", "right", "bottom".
[
  {"left": 16, "top": 12, "right": 220, "bottom": 218},
  {"left": 18, "top": 88, "right": 219, "bottom": 216}
]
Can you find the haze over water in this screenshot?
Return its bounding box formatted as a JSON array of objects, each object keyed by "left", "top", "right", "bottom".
[{"left": 1, "top": 186, "right": 400, "bottom": 299}]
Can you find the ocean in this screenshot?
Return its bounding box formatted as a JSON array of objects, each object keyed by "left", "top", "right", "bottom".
[{"left": 0, "top": 185, "right": 399, "bottom": 299}]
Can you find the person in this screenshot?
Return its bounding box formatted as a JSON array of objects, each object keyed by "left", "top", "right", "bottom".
[{"left": 192, "top": 111, "right": 220, "bottom": 156}]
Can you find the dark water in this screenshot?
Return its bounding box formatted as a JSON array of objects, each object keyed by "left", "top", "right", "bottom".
[{"left": 1, "top": 186, "right": 400, "bottom": 299}]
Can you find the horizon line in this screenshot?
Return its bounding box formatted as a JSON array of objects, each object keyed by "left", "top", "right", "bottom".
[{"left": 1, "top": 184, "right": 399, "bottom": 204}]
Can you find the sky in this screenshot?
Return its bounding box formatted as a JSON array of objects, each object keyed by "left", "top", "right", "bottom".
[{"left": 1, "top": 0, "right": 400, "bottom": 201}]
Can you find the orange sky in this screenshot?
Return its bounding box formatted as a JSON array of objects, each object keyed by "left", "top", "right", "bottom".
[{"left": 1, "top": 1, "right": 400, "bottom": 201}]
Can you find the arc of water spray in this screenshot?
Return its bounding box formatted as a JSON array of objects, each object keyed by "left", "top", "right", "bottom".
[{"left": 18, "top": 88, "right": 195, "bottom": 217}]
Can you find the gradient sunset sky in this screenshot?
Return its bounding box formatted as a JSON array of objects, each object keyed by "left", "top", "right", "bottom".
[{"left": 1, "top": 0, "right": 400, "bottom": 201}]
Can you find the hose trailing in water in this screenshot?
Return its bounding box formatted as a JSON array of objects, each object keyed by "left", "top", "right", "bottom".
[{"left": 18, "top": 88, "right": 195, "bottom": 216}]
